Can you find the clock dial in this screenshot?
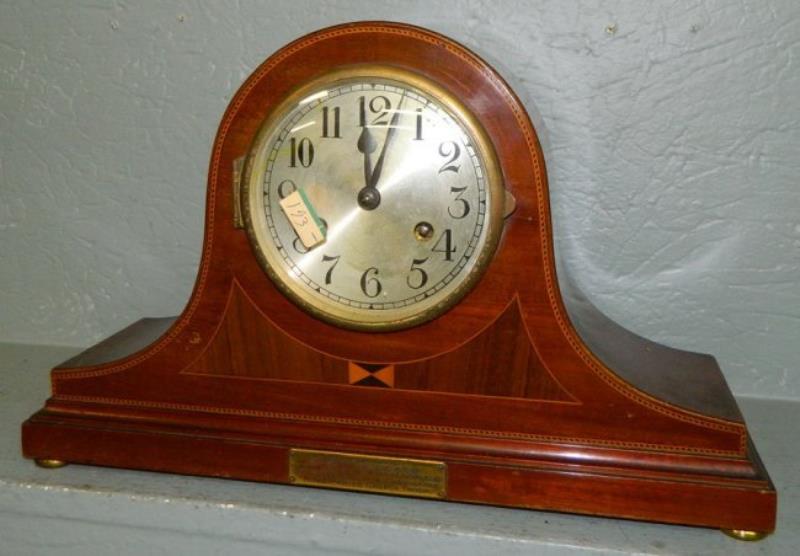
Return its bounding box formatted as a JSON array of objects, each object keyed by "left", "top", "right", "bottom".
[{"left": 243, "top": 68, "right": 503, "bottom": 330}]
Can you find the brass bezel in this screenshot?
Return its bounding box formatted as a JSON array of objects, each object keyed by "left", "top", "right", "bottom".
[{"left": 241, "top": 65, "right": 505, "bottom": 331}]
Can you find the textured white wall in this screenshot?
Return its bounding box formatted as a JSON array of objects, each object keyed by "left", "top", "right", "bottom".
[{"left": 1, "top": 1, "right": 798, "bottom": 399}]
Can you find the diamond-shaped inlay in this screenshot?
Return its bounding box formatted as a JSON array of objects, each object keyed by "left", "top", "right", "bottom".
[{"left": 348, "top": 362, "right": 395, "bottom": 388}]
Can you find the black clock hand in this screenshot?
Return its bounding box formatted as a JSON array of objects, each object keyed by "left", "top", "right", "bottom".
[
  {"left": 368, "top": 93, "right": 405, "bottom": 189},
  {"left": 357, "top": 126, "right": 377, "bottom": 189},
  {"left": 356, "top": 93, "right": 405, "bottom": 210},
  {"left": 358, "top": 91, "right": 405, "bottom": 210}
]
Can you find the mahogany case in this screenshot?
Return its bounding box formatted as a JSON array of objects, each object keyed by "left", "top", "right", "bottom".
[{"left": 22, "top": 22, "right": 776, "bottom": 534}]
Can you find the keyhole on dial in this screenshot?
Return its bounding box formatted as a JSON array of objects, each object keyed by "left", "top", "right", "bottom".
[{"left": 414, "top": 221, "right": 434, "bottom": 241}]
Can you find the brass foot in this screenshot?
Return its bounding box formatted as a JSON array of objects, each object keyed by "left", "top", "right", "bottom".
[
  {"left": 35, "top": 458, "right": 68, "bottom": 469},
  {"left": 721, "top": 529, "right": 768, "bottom": 541}
]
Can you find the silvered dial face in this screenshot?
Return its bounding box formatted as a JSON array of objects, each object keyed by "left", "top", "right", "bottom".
[{"left": 244, "top": 68, "right": 502, "bottom": 330}]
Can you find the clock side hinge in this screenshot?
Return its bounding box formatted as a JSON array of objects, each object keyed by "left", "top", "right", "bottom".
[
  {"left": 503, "top": 188, "right": 517, "bottom": 218},
  {"left": 232, "top": 155, "right": 245, "bottom": 229}
]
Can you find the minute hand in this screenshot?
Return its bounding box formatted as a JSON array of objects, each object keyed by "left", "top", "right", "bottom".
[{"left": 368, "top": 94, "right": 405, "bottom": 189}]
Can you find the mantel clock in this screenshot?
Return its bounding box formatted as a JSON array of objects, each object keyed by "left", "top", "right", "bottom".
[{"left": 22, "top": 22, "right": 776, "bottom": 539}]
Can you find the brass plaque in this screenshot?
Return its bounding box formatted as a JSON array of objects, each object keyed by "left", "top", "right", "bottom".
[{"left": 289, "top": 449, "right": 447, "bottom": 499}]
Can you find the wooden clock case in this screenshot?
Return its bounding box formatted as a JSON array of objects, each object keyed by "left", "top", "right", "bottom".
[{"left": 22, "top": 21, "right": 776, "bottom": 535}]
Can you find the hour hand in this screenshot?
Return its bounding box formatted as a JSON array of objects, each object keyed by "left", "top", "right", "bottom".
[
  {"left": 356, "top": 125, "right": 381, "bottom": 210},
  {"left": 357, "top": 126, "right": 378, "bottom": 188}
]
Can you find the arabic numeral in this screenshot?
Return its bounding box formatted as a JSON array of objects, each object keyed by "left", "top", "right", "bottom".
[
  {"left": 438, "top": 141, "right": 461, "bottom": 173},
  {"left": 447, "top": 186, "right": 471, "bottom": 219},
  {"left": 359, "top": 95, "right": 392, "bottom": 127},
  {"left": 414, "top": 109, "right": 423, "bottom": 140},
  {"left": 432, "top": 229, "right": 457, "bottom": 261},
  {"left": 360, "top": 267, "right": 382, "bottom": 298},
  {"left": 289, "top": 137, "right": 314, "bottom": 168},
  {"left": 291, "top": 237, "right": 308, "bottom": 254},
  {"left": 322, "top": 254, "right": 340, "bottom": 285},
  {"left": 406, "top": 258, "right": 429, "bottom": 290},
  {"left": 321, "top": 106, "right": 341, "bottom": 138},
  {"left": 277, "top": 179, "right": 297, "bottom": 199}
]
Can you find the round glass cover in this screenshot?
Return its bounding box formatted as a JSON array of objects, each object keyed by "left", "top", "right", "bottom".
[{"left": 243, "top": 67, "right": 504, "bottom": 330}]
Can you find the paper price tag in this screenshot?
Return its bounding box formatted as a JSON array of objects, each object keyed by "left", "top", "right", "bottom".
[{"left": 278, "top": 190, "right": 327, "bottom": 249}]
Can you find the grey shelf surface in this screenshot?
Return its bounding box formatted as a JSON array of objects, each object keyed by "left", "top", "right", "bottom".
[{"left": 1, "top": 342, "right": 796, "bottom": 555}]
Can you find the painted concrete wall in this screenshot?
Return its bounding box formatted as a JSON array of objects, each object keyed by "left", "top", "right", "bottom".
[{"left": 1, "top": 1, "right": 798, "bottom": 399}]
